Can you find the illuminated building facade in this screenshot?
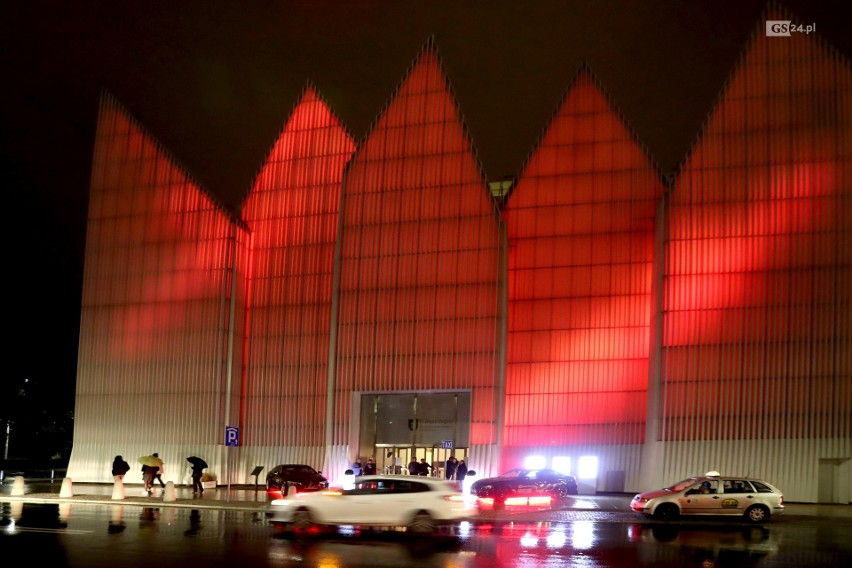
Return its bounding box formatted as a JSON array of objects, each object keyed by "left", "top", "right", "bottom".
[{"left": 67, "top": 21, "right": 850, "bottom": 502}]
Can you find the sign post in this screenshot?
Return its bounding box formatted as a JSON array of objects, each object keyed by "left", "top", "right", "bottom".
[{"left": 225, "top": 426, "right": 239, "bottom": 494}]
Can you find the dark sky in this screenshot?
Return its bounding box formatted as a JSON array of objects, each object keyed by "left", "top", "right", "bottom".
[{"left": 4, "top": 0, "right": 850, "bottom": 405}]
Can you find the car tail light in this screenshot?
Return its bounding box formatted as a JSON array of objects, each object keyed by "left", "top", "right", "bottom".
[{"left": 443, "top": 494, "right": 465, "bottom": 502}]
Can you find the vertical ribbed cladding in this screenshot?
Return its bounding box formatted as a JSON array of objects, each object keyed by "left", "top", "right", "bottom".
[
  {"left": 330, "top": 36, "right": 503, "bottom": 480},
  {"left": 661, "top": 1, "right": 852, "bottom": 501},
  {"left": 501, "top": 63, "right": 666, "bottom": 489},
  {"left": 67, "top": 91, "right": 247, "bottom": 483},
  {"left": 240, "top": 82, "right": 356, "bottom": 476},
  {"left": 67, "top": 5, "right": 850, "bottom": 499}
]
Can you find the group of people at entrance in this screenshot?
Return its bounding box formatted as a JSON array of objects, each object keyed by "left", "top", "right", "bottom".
[
  {"left": 406, "top": 455, "right": 467, "bottom": 481},
  {"left": 351, "top": 457, "right": 378, "bottom": 476},
  {"left": 351, "top": 454, "right": 468, "bottom": 482},
  {"left": 444, "top": 455, "right": 467, "bottom": 481}
]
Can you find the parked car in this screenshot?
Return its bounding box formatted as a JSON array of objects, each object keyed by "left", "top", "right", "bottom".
[
  {"left": 630, "top": 473, "right": 784, "bottom": 522},
  {"left": 470, "top": 468, "right": 578, "bottom": 503},
  {"left": 267, "top": 475, "right": 476, "bottom": 533},
  {"left": 266, "top": 464, "right": 329, "bottom": 493}
]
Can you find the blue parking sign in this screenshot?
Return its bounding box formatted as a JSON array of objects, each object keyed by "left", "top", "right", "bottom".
[{"left": 225, "top": 426, "right": 239, "bottom": 447}]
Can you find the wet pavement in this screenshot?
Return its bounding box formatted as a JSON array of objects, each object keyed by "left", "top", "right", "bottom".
[{"left": 2, "top": 477, "right": 850, "bottom": 524}]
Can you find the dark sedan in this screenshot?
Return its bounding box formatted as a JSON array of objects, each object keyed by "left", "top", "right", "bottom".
[
  {"left": 266, "top": 464, "right": 329, "bottom": 493},
  {"left": 470, "top": 468, "right": 578, "bottom": 503}
]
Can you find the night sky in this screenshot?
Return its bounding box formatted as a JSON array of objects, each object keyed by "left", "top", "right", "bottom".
[{"left": 4, "top": 1, "right": 850, "bottom": 410}]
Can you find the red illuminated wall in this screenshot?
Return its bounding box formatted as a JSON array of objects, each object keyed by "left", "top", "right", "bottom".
[
  {"left": 241, "top": 86, "right": 356, "bottom": 453},
  {"left": 502, "top": 70, "right": 665, "bottom": 464},
  {"left": 662, "top": 24, "right": 852, "bottom": 442},
  {"left": 73, "top": 93, "right": 245, "bottom": 464},
  {"left": 333, "top": 42, "right": 503, "bottom": 448},
  {"left": 69, "top": 24, "right": 851, "bottom": 493}
]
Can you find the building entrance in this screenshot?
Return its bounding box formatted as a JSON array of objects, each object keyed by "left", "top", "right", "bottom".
[{"left": 358, "top": 392, "right": 470, "bottom": 479}]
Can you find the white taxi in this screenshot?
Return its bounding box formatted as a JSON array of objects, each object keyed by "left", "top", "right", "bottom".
[{"left": 631, "top": 472, "right": 784, "bottom": 523}]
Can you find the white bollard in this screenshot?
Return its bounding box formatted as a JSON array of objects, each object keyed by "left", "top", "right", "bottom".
[
  {"left": 286, "top": 484, "right": 297, "bottom": 497},
  {"left": 59, "top": 477, "right": 74, "bottom": 498},
  {"left": 163, "top": 480, "right": 177, "bottom": 502},
  {"left": 11, "top": 475, "right": 25, "bottom": 496},
  {"left": 111, "top": 478, "right": 125, "bottom": 500}
]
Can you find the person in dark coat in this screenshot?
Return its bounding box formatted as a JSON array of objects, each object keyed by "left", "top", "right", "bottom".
[
  {"left": 191, "top": 460, "right": 206, "bottom": 495},
  {"left": 445, "top": 455, "right": 458, "bottom": 480},
  {"left": 111, "top": 455, "right": 130, "bottom": 481},
  {"left": 456, "top": 459, "right": 468, "bottom": 483},
  {"left": 408, "top": 459, "right": 418, "bottom": 475},
  {"left": 141, "top": 464, "right": 154, "bottom": 494},
  {"left": 417, "top": 458, "right": 431, "bottom": 476},
  {"left": 363, "top": 456, "right": 377, "bottom": 476},
  {"left": 152, "top": 452, "right": 166, "bottom": 488}
]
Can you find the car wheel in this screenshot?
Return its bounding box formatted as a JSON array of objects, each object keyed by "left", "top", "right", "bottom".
[
  {"left": 654, "top": 503, "right": 679, "bottom": 521},
  {"left": 493, "top": 488, "right": 509, "bottom": 503},
  {"left": 744, "top": 504, "right": 770, "bottom": 523},
  {"left": 408, "top": 511, "right": 435, "bottom": 534},
  {"left": 554, "top": 485, "right": 570, "bottom": 499},
  {"left": 291, "top": 508, "right": 314, "bottom": 531}
]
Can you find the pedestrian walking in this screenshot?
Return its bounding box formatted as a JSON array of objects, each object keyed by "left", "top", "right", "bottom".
[
  {"left": 111, "top": 455, "right": 130, "bottom": 481},
  {"left": 152, "top": 452, "right": 166, "bottom": 487},
  {"left": 138, "top": 454, "right": 163, "bottom": 494},
  {"left": 187, "top": 456, "right": 208, "bottom": 495},
  {"left": 141, "top": 464, "right": 154, "bottom": 494}
]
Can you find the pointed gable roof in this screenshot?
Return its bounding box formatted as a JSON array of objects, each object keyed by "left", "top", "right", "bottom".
[
  {"left": 345, "top": 36, "right": 489, "bottom": 192},
  {"left": 244, "top": 81, "right": 356, "bottom": 209},
  {"left": 672, "top": 1, "right": 852, "bottom": 187},
  {"left": 94, "top": 90, "right": 243, "bottom": 224},
  {"left": 510, "top": 63, "right": 666, "bottom": 206}
]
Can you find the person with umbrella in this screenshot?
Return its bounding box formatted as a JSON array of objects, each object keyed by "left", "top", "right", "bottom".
[
  {"left": 187, "top": 456, "right": 208, "bottom": 495},
  {"left": 152, "top": 452, "right": 166, "bottom": 488},
  {"left": 138, "top": 455, "right": 164, "bottom": 495}
]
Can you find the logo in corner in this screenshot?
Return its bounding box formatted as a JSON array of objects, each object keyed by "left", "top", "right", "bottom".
[{"left": 766, "top": 20, "right": 792, "bottom": 37}]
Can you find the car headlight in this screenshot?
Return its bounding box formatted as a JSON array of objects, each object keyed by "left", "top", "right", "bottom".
[{"left": 633, "top": 497, "right": 649, "bottom": 503}]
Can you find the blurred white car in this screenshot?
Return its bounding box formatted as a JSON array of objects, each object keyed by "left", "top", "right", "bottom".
[
  {"left": 631, "top": 473, "right": 784, "bottom": 523},
  {"left": 267, "top": 475, "right": 477, "bottom": 533}
]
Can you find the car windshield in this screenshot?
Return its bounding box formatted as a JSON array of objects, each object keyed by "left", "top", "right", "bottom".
[
  {"left": 499, "top": 470, "right": 525, "bottom": 479},
  {"left": 667, "top": 478, "right": 700, "bottom": 492},
  {"left": 281, "top": 466, "right": 314, "bottom": 475}
]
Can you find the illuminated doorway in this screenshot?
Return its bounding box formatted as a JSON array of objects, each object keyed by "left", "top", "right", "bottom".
[{"left": 358, "top": 392, "right": 470, "bottom": 478}]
